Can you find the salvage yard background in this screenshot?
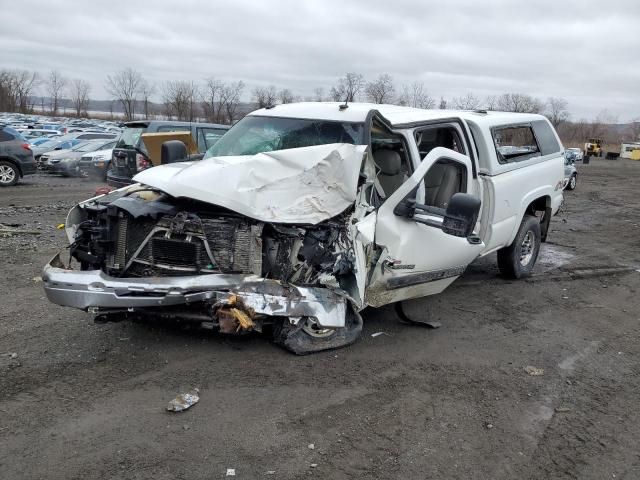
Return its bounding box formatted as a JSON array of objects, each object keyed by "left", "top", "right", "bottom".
[{"left": 1, "top": 158, "right": 640, "bottom": 479}]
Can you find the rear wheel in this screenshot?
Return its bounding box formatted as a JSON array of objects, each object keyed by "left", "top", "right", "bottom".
[
  {"left": 566, "top": 174, "right": 577, "bottom": 190},
  {"left": 0, "top": 161, "right": 19, "bottom": 186},
  {"left": 497, "top": 215, "right": 541, "bottom": 279},
  {"left": 272, "top": 308, "right": 363, "bottom": 355}
]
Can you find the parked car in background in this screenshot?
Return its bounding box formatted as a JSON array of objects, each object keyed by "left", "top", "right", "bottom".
[
  {"left": 107, "top": 120, "right": 229, "bottom": 187},
  {"left": 18, "top": 128, "right": 63, "bottom": 139},
  {"left": 41, "top": 139, "right": 117, "bottom": 177},
  {"left": 32, "top": 138, "right": 83, "bottom": 161},
  {"left": 78, "top": 145, "right": 117, "bottom": 180},
  {"left": 0, "top": 125, "right": 37, "bottom": 186},
  {"left": 29, "top": 137, "right": 54, "bottom": 147},
  {"left": 566, "top": 147, "right": 584, "bottom": 161},
  {"left": 32, "top": 131, "right": 117, "bottom": 160},
  {"left": 564, "top": 150, "right": 577, "bottom": 190}
]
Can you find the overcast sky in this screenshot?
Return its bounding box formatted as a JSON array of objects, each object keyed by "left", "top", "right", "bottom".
[{"left": 1, "top": 0, "right": 639, "bottom": 121}]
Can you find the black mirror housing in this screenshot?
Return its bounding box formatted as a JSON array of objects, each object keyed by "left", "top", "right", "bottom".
[
  {"left": 161, "top": 140, "right": 188, "bottom": 165},
  {"left": 442, "top": 193, "right": 481, "bottom": 237}
]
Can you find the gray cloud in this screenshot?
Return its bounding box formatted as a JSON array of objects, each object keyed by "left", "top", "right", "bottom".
[{"left": 1, "top": 0, "right": 639, "bottom": 120}]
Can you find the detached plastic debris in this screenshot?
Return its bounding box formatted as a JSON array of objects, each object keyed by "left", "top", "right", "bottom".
[
  {"left": 166, "top": 388, "right": 200, "bottom": 412},
  {"left": 226, "top": 468, "right": 236, "bottom": 476},
  {"left": 524, "top": 366, "right": 544, "bottom": 376}
]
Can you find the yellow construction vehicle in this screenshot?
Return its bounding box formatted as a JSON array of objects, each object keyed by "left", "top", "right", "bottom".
[{"left": 584, "top": 138, "right": 603, "bottom": 157}]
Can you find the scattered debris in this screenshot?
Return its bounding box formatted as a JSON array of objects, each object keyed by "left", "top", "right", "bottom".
[
  {"left": 555, "top": 406, "right": 571, "bottom": 413},
  {"left": 524, "top": 366, "right": 545, "bottom": 376},
  {"left": 308, "top": 443, "right": 315, "bottom": 450},
  {"left": 166, "top": 388, "right": 200, "bottom": 412},
  {"left": 371, "top": 332, "right": 388, "bottom": 338},
  {"left": 0, "top": 224, "right": 42, "bottom": 235},
  {"left": 266, "top": 471, "right": 276, "bottom": 475},
  {"left": 485, "top": 423, "right": 494, "bottom": 429},
  {"left": 226, "top": 468, "right": 236, "bottom": 476},
  {"left": 32, "top": 276, "right": 42, "bottom": 283},
  {"left": 310, "top": 464, "right": 318, "bottom": 468},
  {"left": 56, "top": 223, "right": 65, "bottom": 230},
  {"left": 10, "top": 353, "right": 18, "bottom": 359}
]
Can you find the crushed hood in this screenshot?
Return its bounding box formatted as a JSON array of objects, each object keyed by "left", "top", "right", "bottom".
[{"left": 133, "top": 143, "right": 366, "bottom": 224}]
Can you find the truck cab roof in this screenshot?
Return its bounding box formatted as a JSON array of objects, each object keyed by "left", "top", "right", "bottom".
[{"left": 249, "top": 102, "right": 548, "bottom": 129}]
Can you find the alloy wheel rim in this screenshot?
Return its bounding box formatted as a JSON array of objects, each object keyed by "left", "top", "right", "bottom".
[
  {"left": 519, "top": 231, "right": 535, "bottom": 266},
  {"left": 0, "top": 165, "right": 16, "bottom": 184},
  {"left": 570, "top": 176, "right": 576, "bottom": 188},
  {"left": 301, "top": 316, "right": 335, "bottom": 338}
]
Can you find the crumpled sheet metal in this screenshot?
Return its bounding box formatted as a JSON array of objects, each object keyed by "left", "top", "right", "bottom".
[
  {"left": 167, "top": 388, "right": 200, "bottom": 412},
  {"left": 133, "top": 143, "right": 367, "bottom": 225}
]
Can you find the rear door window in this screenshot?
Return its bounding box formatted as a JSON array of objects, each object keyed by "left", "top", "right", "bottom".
[
  {"left": 492, "top": 125, "right": 541, "bottom": 163},
  {"left": 157, "top": 125, "right": 191, "bottom": 133},
  {"left": 531, "top": 120, "right": 561, "bottom": 155}
]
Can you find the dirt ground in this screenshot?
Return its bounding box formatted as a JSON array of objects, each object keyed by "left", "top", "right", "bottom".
[{"left": 1, "top": 160, "right": 640, "bottom": 480}]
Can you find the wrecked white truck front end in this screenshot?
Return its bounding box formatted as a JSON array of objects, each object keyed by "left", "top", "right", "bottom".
[{"left": 42, "top": 143, "right": 369, "bottom": 354}]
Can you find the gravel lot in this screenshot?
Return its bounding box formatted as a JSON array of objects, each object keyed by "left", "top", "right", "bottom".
[{"left": 1, "top": 161, "right": 640, "bottom": 480}]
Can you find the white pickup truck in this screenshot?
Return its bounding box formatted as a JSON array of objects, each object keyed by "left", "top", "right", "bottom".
[{"left": 43, "top": 102, "right": 564, "bottom": 354}]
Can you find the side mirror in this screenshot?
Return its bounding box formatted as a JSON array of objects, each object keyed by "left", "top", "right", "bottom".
[
  {"left": 442, "top": 193, "right": 481, "bottom": 237},
  {"left": 161, "top": 140, "right": 188, "bottom": 165}
]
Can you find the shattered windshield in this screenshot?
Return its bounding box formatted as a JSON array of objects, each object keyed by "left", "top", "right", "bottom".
[{"left": 204, "top": 116, "right": 365, "bottom": 158}]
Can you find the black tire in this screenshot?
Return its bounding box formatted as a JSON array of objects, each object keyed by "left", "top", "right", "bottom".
[
  {"left": 497, "top": 215, "right": 541, "bottom": 279},
  {"left": 565, "top": 174, "right": 577, "bottom": 190},
  {"left": 272, "top": 307, "right": 363, "bottom": 355},
  {"left": 0, "top": 160, "right": 19, "bottom": 186}
]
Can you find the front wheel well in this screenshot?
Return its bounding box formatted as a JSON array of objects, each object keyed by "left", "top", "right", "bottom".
[{"left": 525, "top": 195, "right": 551, "bottom": 242}]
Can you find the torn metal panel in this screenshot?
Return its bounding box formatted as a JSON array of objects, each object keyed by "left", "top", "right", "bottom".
[{"left": 132, "top": 143, "right": 367, "bottom": 225}]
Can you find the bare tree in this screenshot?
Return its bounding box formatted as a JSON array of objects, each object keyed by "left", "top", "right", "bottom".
[
  {"left": 253, "top": 85, "right": 277, "bottom": 108},
  {"left": 365, "top": 74, "right": 395, "bottom": 104},
  {"left": 485, "top": 95, "right": 499, "bottom": 111},
  {"left": 545, "top": 97, "right": 570, "bottom": 128},
  {"left": 330, "top": 72, "right": 365, "bottom": 102},
  {"left": 0, "top": 69, "right": 39, "bottom": 113},
  {"left": 220, "top": 81, "right": 245, "bottom": 123},
  {"left": 202, "top": 78, "right": 224, "bottom": 123},
  {"left": 453, "top": 93, "right": 481, "bottom": 110},
  {"left": 139, "top": 80, "right": 156, "bottom": 119},
  {"left": 497, "top": 93, "right": 543, "bottom": 113},
  {"left": 162, "top": 80, "right": 199, "bottom": 121},
  {"left": 439, "top": 97, "right": 447, "bottom": 109},
  {"left": 70, "top": 79, "right": 91, "bottom": 117},
  {"left": 278, "top": 88, "right": 295, "bottom": 104},
  {"left": 626, "top": 118, "right": 640, "bottom": 142},
  {"left": 105, "top": 68, "right": 142, "bottom": 121},
  {"left": 397, "top": 82, "right": 435, "bottom": 109},
  {"left": 47, "top": 70, "right": 67, "bottom": 115},
  {"left": 313, "top": 87, "right": 325, "bottom": 102}
]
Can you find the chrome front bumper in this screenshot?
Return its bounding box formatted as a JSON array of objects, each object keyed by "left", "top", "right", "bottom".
[{"left": 42, "top": 254, "right": 346, "bottom": 327}]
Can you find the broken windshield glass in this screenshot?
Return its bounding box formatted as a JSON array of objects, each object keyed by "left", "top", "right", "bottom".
[{"left": 204, "top": 116, "right": 365, "bottom": 158}]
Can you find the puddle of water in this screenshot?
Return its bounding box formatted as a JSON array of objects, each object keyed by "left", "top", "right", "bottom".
[{"left": 537, "top": 244, "right": 575, "bottom": 270}]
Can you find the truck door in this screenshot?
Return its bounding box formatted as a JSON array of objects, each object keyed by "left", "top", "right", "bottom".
[{"left": 365, "top": 147, "right": 485, "bottom": 307}]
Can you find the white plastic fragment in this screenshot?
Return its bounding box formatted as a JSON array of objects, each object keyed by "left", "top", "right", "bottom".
[
  {"left": 308, "top": 443, "right": 315, "bottom": 450},
  {"left": 266, "top": 471, "right": 276, "bottom": 475},
  {"left": 524, "top": 366, "right": 544, "bottom": 376},
  {"left": 371, "top": 332, "right": 386, "bottom": 338},
  {"left": 166, "top": 388, "right": 200, "bottom": 412},
  {"left": 226, "top": 468, "right": 236, "bottom": 476}
]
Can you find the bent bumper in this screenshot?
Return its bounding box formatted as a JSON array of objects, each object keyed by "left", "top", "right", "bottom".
[{"left": 42, "top": 254, "right": 346, "bottom": 327}]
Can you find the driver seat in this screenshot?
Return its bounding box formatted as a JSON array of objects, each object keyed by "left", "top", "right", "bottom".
[{"left": 374, "top": 149, "right": 405, "bottom": 197}]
